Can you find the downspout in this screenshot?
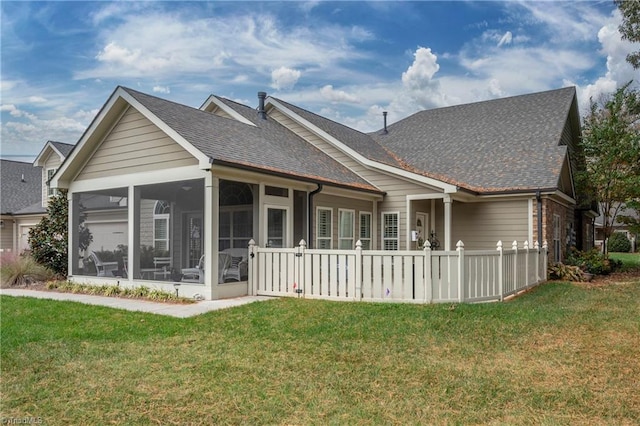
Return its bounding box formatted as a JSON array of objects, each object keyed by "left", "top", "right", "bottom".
[
  {"left": 536, "top": 190, "right": 543, "bottom": 246},
  {"left": 308, "top": 184, "right": 323, "bottom": 249}
]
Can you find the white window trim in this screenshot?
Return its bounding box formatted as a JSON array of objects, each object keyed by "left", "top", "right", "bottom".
[
  {"left": 46, "top": 168, "right": 57, "bottom": 197},
  {"left": 553, "top": 214, "right": 561, "bottom": 262},
  {"left": 316, "top": 207, "right": 333, "bottom": 249},
  {"left": 153, "top": 200, "right": 170, "bottom": 251},
  {"left": 382, "top": 211, "right": 400, "bottom": 251},
  {"left": 338, "top": 208, "right": 355, "bottom": 249},
  {"left": 264, "top": 204, "right": 290, "bottom": 248},
  {"left": 359, "top": 211, "right": 372, "bottom": 250}
]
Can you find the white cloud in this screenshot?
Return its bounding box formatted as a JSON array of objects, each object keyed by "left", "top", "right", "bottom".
[
  {"left": 28, "top": 96, "right": 47, "bottom": 103},
  {"left": 401, "top": 47, "right": 439, "bottom": 90},
  {"left": 153, "top": 86, "right": 171, "bottom": 94},
  {"left": 320, "top": 85, "right": 360, "bottom": 103},
  {"left": 570, "top": 11, "right": 639, "bottom": 113},
  {"left": 96, "top": 42, "right": 141, "bottom": 65},
  {"left": 497, "top": 31, "right": 512, "bottom": 47},
  {"left": 77, "top": 11, "right": 370, "bottom": 84},
  {"left": 0, "top": 104, "right": 37, "bottom": 120},
  {"left": 271, "top": 67, "right": 301, "bottom": 91}
]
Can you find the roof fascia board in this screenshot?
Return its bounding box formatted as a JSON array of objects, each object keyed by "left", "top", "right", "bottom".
[
  {"left": 53, "top": 88, "right": 128, "bottom": 188},
  {"left": 267, "top": 98, "right": 458, "bottom": 194},
  {"left": 54, "top": 88, "right": 211, "bottom": 189},
  {"left": 67, "top": 165, "right": 207, "bottom": 194},
  {"left": 212, "top": 159, "right": 385, "bottom": 196},
  {"left": 33, "top": 141, "right": 64, "bottom": 167},
  {"left": 563, "top": 152, "right": 577, "bottom": 200},
  {"left": 552, "top": 189, "right": 576, "bottom": 206},
  {"left": 319, "top": 185, "right": 384, "bottom": 201},
  {"left": 199, "top": 95, "right": 256, "bottom": 127}
]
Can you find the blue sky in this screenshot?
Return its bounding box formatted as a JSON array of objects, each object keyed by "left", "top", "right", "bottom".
[{"left": 1, "top": 1, "right": 637, "bottom": 162}]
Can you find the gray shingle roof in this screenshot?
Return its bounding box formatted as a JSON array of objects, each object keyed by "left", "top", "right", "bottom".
[
  {"left": 1, "top": 160, "right": 42, "bottom": 214},
  {"left": 370, "top": 87, "right": 576, "bottom": 193},
  {"left": 271, "top": 98, "right": 402, "bottom": 167},
  {"left": 50, "top": 141, "right": 74, "bottom": 157},
  {"left": 123, "top": 87, "right": 381, "bottom": 193}
]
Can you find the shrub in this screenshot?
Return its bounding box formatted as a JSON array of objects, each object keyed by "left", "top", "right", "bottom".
[
  {"left": 548, "top": 262, "right": 586, "bottom": 282},
  {"left": 566, "top": 248, "right": 612, "bottom": 275},
  {"left": 28, "top": 192, "right": 69, "bottom": 276},
  {"left": 608, "top": 232, "right": 631, "bottom": 253},
  {"left": 0, "top": 253, "right": 56, "bottom": 287}
]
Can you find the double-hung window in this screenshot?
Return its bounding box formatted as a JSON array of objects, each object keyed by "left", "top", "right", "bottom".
[
  {"left": 359, "top": 212, "right": 372, "bottom": 250},
  {"left": 316, "top": 207, "right": 332, "bottom": 249},
  {"left": 46, "top": 168, "right": 57, "bottom": 197},
  {"left": 382, "top": 212, "right": 399, "bottom": 250},
  {"left": 338, "top": 209, "right": 355, "bottom": 249}
]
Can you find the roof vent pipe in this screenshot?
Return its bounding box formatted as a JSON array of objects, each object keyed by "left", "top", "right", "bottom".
[
  {"left": 257, "top": 91, "right": 267, "bottom": 120},
  {"left": 383, "top": 111, "right": 388, "bottom": 134}
]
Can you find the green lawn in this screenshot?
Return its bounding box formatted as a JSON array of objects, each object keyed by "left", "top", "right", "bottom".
[
  {"left": 610, "top": 251, "right": 640, "bottom": 270},
  {"left": 2, "top": 278, "right": 639, "bottom": 425}
]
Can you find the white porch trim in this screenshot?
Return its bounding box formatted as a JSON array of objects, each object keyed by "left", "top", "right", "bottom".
[{"left": 405, "top": 193, "right": 453, "bottom": 251}]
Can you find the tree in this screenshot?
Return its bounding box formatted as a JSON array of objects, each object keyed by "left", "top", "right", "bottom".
[
  {"left": 578, "top": 82, "right": 640, "bottom": 255},
  {"left": 28, "top": 190, "right": 93, "bottom": 277},
  {"left": 616, "top": 0, "right": 640, "bottom": 69},
  {"left": 618, "top": 199, "right": 640, "bottom": 240},
  {"left": 28, "top": 191, "right": 69, "bottom": 276}
]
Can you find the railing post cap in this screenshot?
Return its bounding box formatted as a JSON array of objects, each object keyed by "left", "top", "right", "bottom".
[
  {"left": 456, "top": 240, "right": 464, "bottom": 249},
  {"left": 248, "top": 239, "right": 256, "bottom": 246},
  {"left": 512, "top": 240, "right": 518, "bottom": 249},
  {"left": 355, "top": 239, "right": 362, "bottom": 249},
  {"left": 299, "top": 239, "right": 307, "bottom": 248},
  {"left": 534, "top": 240, "right": 540, "bottom": 249},
  {"left": 497, "top": 240, "right": 503, "bottom": 249},
  {"left": 524, "top": 240, "right": 529, "bottom": 249},
  {"left": 423, "top": 240, "right": 431, "bottom": 250}
]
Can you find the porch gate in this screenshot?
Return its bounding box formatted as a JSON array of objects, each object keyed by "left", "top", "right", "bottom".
[{"left": 248, "top": 239, "right": 548, "bottom": 304}]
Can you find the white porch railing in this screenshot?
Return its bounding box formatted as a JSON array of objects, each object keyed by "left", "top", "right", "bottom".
[{"left": 248, "top": 239, "right": 548, "bottom": 304}]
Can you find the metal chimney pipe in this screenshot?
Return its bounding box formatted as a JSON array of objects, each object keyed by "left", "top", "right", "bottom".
[
  {"left": 257, "top": 92, "right": 267, "bottom": 120},
  {"left": 383, "top": 111, "right": 388, "bottom": 134}
]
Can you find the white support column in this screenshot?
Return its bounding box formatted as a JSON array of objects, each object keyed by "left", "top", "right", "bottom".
[
  {"left": 353, "top": 240, "right": 362, "bottom": 301},
  {"left": 497, "top": 241, "right": 504, "bottom": 301},
  {"left": 444, "top": 195, "right": 452, "bottom": 251},
  {"left": 257, "top": 182, "right": 265, "bottom": 247},
  {"left": 128, "top": 186, "right": 140, "bottom": 283},
  {"left": 205, "top": 174, "right": 220, "bottom": 300},
  {"left": 405, "top": 197, "right": 412, "bottom": 250},
  {"left": 456, "top": 240, "right": 465, "bottom": 302},
  {"left": 12, "top": 220, "right": 18, "bottom": 253},
  {"left": 424, "top": 240, "right": 432, "bottom": 303},
  {"left": 68, "top": 193, "right": 78, "bottom": 277}
]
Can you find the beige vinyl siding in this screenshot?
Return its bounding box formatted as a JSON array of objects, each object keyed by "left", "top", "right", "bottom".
[
  {"left": 451, "top": 199, "right": 529, "bottom": 250},
  {"left": 42, "top": 152, "right": 63, "bottom": 206},
  {"left": 270, "top": 109, "right": 439, "bottom": 249},
  {"left": 0, "top": 218, "right": 13, "bottom": 251},
  {"left": 212, "top": 108, "right": 233, "bottom": 119},
  {"left": 77, "top": 107, "right": 197, "bottom": 180}
]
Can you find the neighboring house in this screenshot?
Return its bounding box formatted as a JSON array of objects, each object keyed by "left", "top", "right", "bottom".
[
  {"left": 595, "top": 203, "right": 639, "bottom": 252},
  {"left": 52, "top": 86, "right": 595, "bottom": 300},
  {"left": 0, "top": 141, "right": 74, "bottom": 253}
]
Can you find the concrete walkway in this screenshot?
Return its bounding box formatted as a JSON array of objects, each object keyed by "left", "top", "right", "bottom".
[{"left": 0, "top": 289, "right": 274, "bottom": 318}]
